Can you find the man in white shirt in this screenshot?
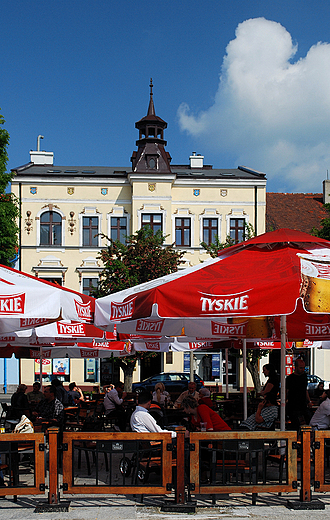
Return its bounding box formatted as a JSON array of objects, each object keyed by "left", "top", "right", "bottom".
[
  {"left": 310, "top": 389, "right": 330, "bottom": 430},
  {"left": 174, "top": 382, "right": 199, "bottom": 409},
  {"left": 130, "top": 392, "right": 177, "bottom": 438},
  {"left": 104, "top": 381, "right": 127, "bottom": 431}
]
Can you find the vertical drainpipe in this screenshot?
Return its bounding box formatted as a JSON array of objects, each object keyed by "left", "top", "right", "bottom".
[
  {"left": 3, "top": 359, "right": 7, "bottom": 394},
  {"left": 254, "top": 186, "right": 258, "bottom": 235},
  {"left": 19, "top": 182, "right": 22, "bottom": 271}
]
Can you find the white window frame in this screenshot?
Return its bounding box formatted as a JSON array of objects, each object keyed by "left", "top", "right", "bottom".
[
  {"left": 107, "top": 207, "right": 130, "bottom": 243},
  {"left": 137, "top": 204, "right": 166, "bottom": 235},
  {"left": 199, "top": 210, "right": 221, "bottom": 245},
  {"left": 79, "top": 208, "right": 102, "bottom": 249},
  {"left": 225, "top": 210, "right": 249, "bottom": 242},
  {"left": 172, "top": 209, "right": 195, "bottom": 247},
  {"left": 36, "top": 207, "right": 65, "bottom": 248}
]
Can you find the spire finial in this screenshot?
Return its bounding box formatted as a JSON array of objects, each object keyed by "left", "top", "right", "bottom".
[{"left": 147, "top": 78, "right": 155, "bottom": 116}]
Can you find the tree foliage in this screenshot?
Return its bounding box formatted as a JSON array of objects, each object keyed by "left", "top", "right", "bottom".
[
  {"left": 94, "top": 227, "right": 184, "bottom": 390},
  {"left": 94, "top": 227, "right": 184, "bottom": 296},
  {"left": 0, "top": 112, "right": 19, "bottom": 266},
  {"left": 201, "top": 223, "right": 256, "bottom": 258},
  {"left": 311, "top": 203, "right": 330, "bottom": 240}
]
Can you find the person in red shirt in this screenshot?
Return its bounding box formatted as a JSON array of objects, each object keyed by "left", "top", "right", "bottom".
[
  {"left": 181, "top": 396, "right": 231, "bottom": 431},
  {"left": 198, "top": 387, "right": 216, "bottom": 409}
]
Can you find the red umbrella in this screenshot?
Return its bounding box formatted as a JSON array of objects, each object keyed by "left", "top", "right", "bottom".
[
  {"left": 95, "top": 228, "right": 330, "bottom": 429},
  {"left": 0, "top": 264, "right": 95, "bottom": 334}
]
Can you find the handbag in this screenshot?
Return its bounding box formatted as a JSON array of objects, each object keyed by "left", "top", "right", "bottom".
[{"left": 13, "top": 415, "right": 34, "bottom": 434}]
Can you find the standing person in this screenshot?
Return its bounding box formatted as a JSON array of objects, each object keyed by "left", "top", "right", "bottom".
[
  {"left": 103, "top": 381, "right": 127, "bottom": 431},
  {"left": 286, "top": 358, "right": 312, "bottom": 431},
  {"left": 174, "top": 382, "right": 199, "bottom": 409},
  {"left": 181, "top": 396, "right": 231, "bottom": 431},
  {"left": 260, "top": 363, "right": 279, "bottom": 398},
  {"left": 310, "top": 389, "right": 330, "bottom": 430}
]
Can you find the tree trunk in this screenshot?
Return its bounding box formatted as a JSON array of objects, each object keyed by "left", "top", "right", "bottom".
[
  {"left": 118, "top": 359, "right": 136, "bottom": 392},
  {"left": 246, "top": 350, "right": 262, "bottom": 393}
]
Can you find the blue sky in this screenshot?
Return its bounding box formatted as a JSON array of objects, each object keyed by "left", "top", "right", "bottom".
[{"left": 2, "top": 0, "right": 330, "bottom": 192}]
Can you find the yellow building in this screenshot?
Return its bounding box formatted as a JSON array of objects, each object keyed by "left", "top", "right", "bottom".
[{"left": 11, "top": 82, "right": 266, "bottom": 390}]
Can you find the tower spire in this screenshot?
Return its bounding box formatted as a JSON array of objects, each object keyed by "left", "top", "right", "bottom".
[{"left": 147, "top": 77, "right": 155, "bottom": 116}]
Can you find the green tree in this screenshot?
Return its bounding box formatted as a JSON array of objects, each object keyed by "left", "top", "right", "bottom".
[
  {"left": 95, "top": 227, "right": 184, "bottom": 390},
  {"left": 201, "top": 222, "right": 256, "bottom": 258},
  {"left": 311, "top": 203, "right": 330, "bottom": 240},
  {"left": 0, "top": 112, "right": 19, "bottom": 266}
]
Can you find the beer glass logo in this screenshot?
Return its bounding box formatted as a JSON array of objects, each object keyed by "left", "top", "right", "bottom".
[{"left": 299, "top": 252, "right": 330, "bottom": 312}]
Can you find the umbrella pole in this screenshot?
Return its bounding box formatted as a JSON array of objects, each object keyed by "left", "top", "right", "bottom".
[
  {"left": 280, "top": 315, "right": 286, "bottom": 431},
  {"left": 190, "top": 351, "right": 194, "bottom": 383},
  {"left": 225, "top": 347, "right": 229, "bottom": 399},
  {"left": 39, "top": 346, "right": 43, "bottom": 390},
  {"left": 243, "top": 339, "right": 247, "bottom": 420}
]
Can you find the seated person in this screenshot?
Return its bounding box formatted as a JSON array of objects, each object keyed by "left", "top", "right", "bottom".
[
  {"left": 239, "top": 393, "right": 278, "bottom": 431},
  {"left": 32, "top": 385, "right": 64, "bottom": 428},
  {"left": 310, "top": 389, "right": 330, "bottom": 430},
  {"left": 67, "top": 382, "right": 85, "bottom": 405},
  {"left": 130, "top": 392, "right": 177, "bottom": 438},
  {"left": 174, "top": 382, "right": 199, "bottom": 409},
  {"left": 314, "top": 381, "right": 325, "bottom": 404},
  {"left": 103, "top": 381, "right": 127, "bottom": 431},
  {"left": 11, "top": 384, "right": 30, "bottom": 419},
  {"left": 198, "top": 388, "right": 215, "bottom": 409},
  {"left": 27, "top": 382, "right": 45, "bottom": 404},
  {"left": 152, "top": 382, "right": 171, "bottom": 407},
  {"left": 181, "top": 395, "right": 231, "bottom": 431}
]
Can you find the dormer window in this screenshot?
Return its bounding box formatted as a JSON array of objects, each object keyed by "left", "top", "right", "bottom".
[{"left": 146, "top": 154, "right": 158, "bottom": 169}]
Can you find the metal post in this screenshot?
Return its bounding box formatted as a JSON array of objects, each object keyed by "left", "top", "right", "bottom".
[
  {"left": 243, "top": 339, "right": 247, "bottom": 420},
  {"left": 47, "top": 427, "right": 59, "bottom": 504},
  {"left": 225, "top": 348, "right": 229, "bottom": 399},
  {"left": 280, "top": 315, "right": 286, "bottom": 431},
  {"left": 300, "top": 425, "right": 312, "bottom": 502},
  {"left": 175, "top": 427, "right": 186, "bottom": 505}
]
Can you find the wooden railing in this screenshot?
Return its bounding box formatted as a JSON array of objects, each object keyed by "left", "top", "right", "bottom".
[{"left": 0, "top": 426, "right": 329, "bottom": 508}]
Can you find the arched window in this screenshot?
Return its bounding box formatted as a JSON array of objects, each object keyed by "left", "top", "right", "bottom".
[{"left": 40, "top": 211, "right": 62, "bottom": 246}]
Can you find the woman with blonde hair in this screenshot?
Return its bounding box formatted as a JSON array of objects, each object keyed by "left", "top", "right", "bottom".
[{"left": 152, "top": 382, "right": 171, "bottom": 406}]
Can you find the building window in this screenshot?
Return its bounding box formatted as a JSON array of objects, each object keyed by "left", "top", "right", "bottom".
[
  {"left": 82, "top": 278, "right": 98, "bottom": 296},
  {"left": 166, "top": 352, "right": 173, "bottom": 364},
  {"left": 203, "top": 218, "right": 218, "bottom": 245},
  {"left": 141, "top": 214, "right": 162, "bottom": 234},
  {"left": 84, "top": 359, "right": 99, "bottom": 383},
  {"left": 175, "top": 218, "right": 191, "bottom": 246},
  {"left": 83, "top": 216, "right": 99, "bottom": 247},
  {"left": 230, "top": 218, "right": 245, "bottom": 243},
  {"left": 40, "top": 211, "right": 62, "bottom": 246},
  {"left": 111, "top": 217, "right": 127, "bottom": 243}
]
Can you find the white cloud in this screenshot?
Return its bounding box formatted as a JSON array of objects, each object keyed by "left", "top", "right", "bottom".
[{"left": 178, "top": 17, "right": 330, "bottom": 192}]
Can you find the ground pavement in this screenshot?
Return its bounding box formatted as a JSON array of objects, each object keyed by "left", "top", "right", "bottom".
[{"left": 0, "top": 492, "right": 330, "bottom": 519}]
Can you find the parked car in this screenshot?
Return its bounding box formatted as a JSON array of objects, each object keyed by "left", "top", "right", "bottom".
[
  {"left": 132, "top": 372, "right": 204, "bottom": 396},
  {"left": 307, "top": 375, "right": 330, "bottom": 396}
]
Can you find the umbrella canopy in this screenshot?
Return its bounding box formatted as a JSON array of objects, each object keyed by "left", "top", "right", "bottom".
[
  {"left": 95, "top": 229, "right": 330, "bottom": 340},
  {"left": 0, "top": 264, "right": 95, "bottom": 333}
]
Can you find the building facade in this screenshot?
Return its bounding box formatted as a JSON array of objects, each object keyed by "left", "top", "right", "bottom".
[{"left": 11, "top": 82, "right": 267, "bottom": 389}]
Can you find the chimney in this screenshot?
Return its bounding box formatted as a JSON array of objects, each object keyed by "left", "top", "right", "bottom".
[
  {"left": 189, "top": 152, "right": 204, "bottom": 169},
  {"left": 30, "top": 150, "right": 54, "bottom": 165}
]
